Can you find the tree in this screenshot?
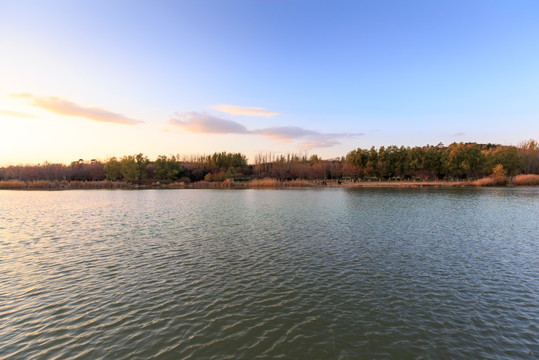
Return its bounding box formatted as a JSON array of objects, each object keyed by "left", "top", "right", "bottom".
[
  {"left": 422, "top": 146, "right": 442, "bottom": 179},
  {"left": 209, "top": 152, "right": 248, "bottom": 169},
  {"left": 446, "top": 143, "right": 485, "bottom": 178},
  {"left": 345, "top": 148, "right": 365, "bottom": 177},
  {"left": 120, "top": 154, "right": 149, "bottom": 182},
  {"left": 518, "top": 139, "right": 539, "bottom": 174},
  {"left": 104, "top": 158, "right": 122, "bottom": 180},
  {"left": 485, "top": 146, "right": 524, "bottom": 176},
  {"left": 406, "top": 147, "right": 425, "bottom": 177},
  {"left": 491, "top": 164, "right": 508, "bottom": 185},
  {"left": 154, "top": 155, "right": 183, "bottom": 180},
  {"left": 135, "top": 153, "right": 150, "bottom": 179},
  {"left": 120, "top": 156, "right": 138, "bottom": 182}
]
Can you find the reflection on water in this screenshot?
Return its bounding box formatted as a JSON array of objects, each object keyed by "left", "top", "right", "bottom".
[{"left": 0, "top": 188, "right": 538, "bottom": 359}]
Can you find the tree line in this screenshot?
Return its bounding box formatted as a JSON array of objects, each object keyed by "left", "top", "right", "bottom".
[
  {"left": 344, "top": 141, "right": 532, "bottom": 180},
  {"left": 1, "top": 140, "right": 537, "bottom": 183}
]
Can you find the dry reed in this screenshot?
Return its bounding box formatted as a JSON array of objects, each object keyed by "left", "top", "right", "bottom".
[
  {"left": 471, "top": 177, "right": 507, "bottom": 186},
  {"left": 0, "top": 180, "right": 26, "bottom": 189},
  {"left": 471, "top": 177, "right": 497, "bottom": 186},
  {"left": 188, "top": 178, "right": 317, "bottom": 189},
  {"left": 3, "top": 175, "right": 537, "bottom": 190},
  {"left": 166, "top": 181, "right": 187, "bottom": 188},
  {"left": 511, "top": 174, "right": 539, "bottom": 185},
  {"left": 247, "top": 178, "right": 316, "bottom": 188},
  {"left": 0, "top": 180, "right": 133, "bottom": 190},
  {"left": 26, "top": 180, "right": 67, "bottom": 189},
  {"left": 68, "top": 180, "right": 130, "bottom": 189},
  {"left": 248, "top": 178, "right": 280, "bottom": 188}
]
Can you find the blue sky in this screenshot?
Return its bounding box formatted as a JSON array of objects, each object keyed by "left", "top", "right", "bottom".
[{"left": 1, "top": 0, "right": 538, "bottom": 164}]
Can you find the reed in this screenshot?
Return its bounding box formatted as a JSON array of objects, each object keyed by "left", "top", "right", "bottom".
[
  {"left": 68, "top": 180, "right": 134, "bottom": 189},
  {"left": 167, "top": 181, "right": 187, "bottom": 188},
  {"left": 248, "top": 178, "right": 280, "bottom": 188},
  {"left": 187, "top": 178, "right": 318, "bottom": 189},
  {"left": 511, "top": 174, "right": 539, "bottom": 185},
  {"left": 26, "top": 180, "right": 65, "bottom": 189},
  {"left": 471, "top": 177, "right": 496, "bottom": 186},
  {"left": 280, "top": 179, "right": 315, "bottom": 187},
  {"left": 2, "top": 175, "right": 536, "bottom": 190},
  {"left": 190, "top": 179, "right": 236, "bottom": 189},
  {"left": 247, "top": 178, "right": 316, "bottom": 188},
  {"left": 0, "top": 180, "right": 26, "bottom": 189},
  {"left": 471, "top": 177, "right": 507, "bottom": 186},
  {"left": 0, "top": 180, "right": 135, "bottom": 190}
]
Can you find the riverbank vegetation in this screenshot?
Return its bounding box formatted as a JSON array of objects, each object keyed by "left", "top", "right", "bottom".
[{"left": 1, "top": 140, "right": 538, "bottom": 189}]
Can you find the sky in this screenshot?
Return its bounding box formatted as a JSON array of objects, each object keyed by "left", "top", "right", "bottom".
[{"left": 1, "top": 0, "right": 538, "bottom": 165}]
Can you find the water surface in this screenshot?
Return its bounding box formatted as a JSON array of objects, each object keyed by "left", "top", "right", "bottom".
[{"left": 1, "top": 188, "right": 538, "bottom": 359}]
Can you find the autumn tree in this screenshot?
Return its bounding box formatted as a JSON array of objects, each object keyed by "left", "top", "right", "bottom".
[
  {"left": 518, "top": 139, "right": 539, "bottom": 174},
  {"left": 491, "top": 164, "right": 507, "bottom": 184},
  {"left": 484, "top": 146, "right": 524, "bottom": 176}
]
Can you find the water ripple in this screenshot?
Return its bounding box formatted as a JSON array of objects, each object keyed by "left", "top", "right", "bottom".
[{"left": 0, "top": 188, "right": 538, "bottom": 359}]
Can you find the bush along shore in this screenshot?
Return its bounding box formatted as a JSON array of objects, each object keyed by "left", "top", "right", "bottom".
[
  {"left": 1, "top": 140, "right": 538, "bottom": 190},
  {"left": 1, "top": 174, "right": 539, "bottom": 190}
]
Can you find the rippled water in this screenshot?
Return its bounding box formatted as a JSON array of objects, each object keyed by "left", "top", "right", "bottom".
[{"left": 1, "top": 188, "right": 538, "bottom": 359}]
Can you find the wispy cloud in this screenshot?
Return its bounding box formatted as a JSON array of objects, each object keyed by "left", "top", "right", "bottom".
[
  {"left": 252, "top": 126, "right": 318, "bottom": 142},
  {"left": 11, "top": 93, "right": 142, "bottom": 125},
  {"left": 452, "top": 131, "right": 465, "bottom": 137},
  {"left": 299, "top": 136, "right": 341, "bottom": 149},
  {"left": 170, "top": 112, "right": 249, "bottom": 134},
  {"left": 211, "top": 104, "right": 279, "bottom": 117},
  {"left": 170, "top": 111, "right": 361, "bottom": 149},
  {"left": 0, "top": 109, "right": 36, "bottom": 118}
]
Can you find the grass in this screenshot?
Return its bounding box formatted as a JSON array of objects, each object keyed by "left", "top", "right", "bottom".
[
  {"left": 471, "top": 177, "right": 503, "bottom": 186},
  {"left": 0, "top": 180, "right": 131, "bottom": 190},
  {"left": 68, "top": 180, "right": 131, "bottom": 189},
  {"left": 2, "top": 175, "right": 539, "bottom": 190},
  {"left": 471, "top": 174, "right": 539, "bottom": 186},
  {"left": 0, "top": 180, "right": 26, "bottom": 189},
  {"left": 27, "top": 180, "right": 68, "bottom": 189},
  {"left": 343, "top": 179, "right": 469, "bottom": 187},
  {"left": 248, "top": 179, "right": 315, "bottom": 188},
  {"left": 511, "top": 174, "right": 539, "bottom": 185},
  {"left": 189, "top": 178, "right": 317, "bottom": 189}
]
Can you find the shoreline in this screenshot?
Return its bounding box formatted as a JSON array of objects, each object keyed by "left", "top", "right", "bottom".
[{"left": 1, "top": 177, "right": 538, "bottom": 190}]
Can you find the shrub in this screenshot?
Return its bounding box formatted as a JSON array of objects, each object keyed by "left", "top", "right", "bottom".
[
  {"left": 512, "top": 174, "right": 539, "bottom": 185},
  {"left": 0, "top": 180, "right": 26, "bottom": 189}
]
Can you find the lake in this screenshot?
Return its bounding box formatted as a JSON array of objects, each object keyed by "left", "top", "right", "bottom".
[{"left": 0, "top": 187, "right": 537, "bottom": 359}]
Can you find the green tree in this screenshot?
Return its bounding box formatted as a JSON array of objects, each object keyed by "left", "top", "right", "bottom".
[
  {"left": 154, "top": 155, "right": 183, "bottom": 180},
  {"left": 135, "top": 153, "right": 149, "bottom": 179},
  {"left": 120, "top": 153, "right": 149, "bottom": 182},
  {"left": 104, "top": 157, "right": 122, "bottom": 180},
  {"left": 422, "top": 146, "right": 443, "bottom": 178},
  {"left": 120, "top": 155, "right": 138, "bottom": 182},
  {"left": 485, "top": 146, "right": 524, "bottom": 176},
  {"left": 406, "top": 147, "right": 425, "bottom": 176},
  {"left": 345, "top": 148, "right": 366, "bottom": 177},
  {"left": 446, "top": 143, "right": 485, "bottom": 178},
  {"left": 209, "top": 152, "right": 248, "bottom": 169}
]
